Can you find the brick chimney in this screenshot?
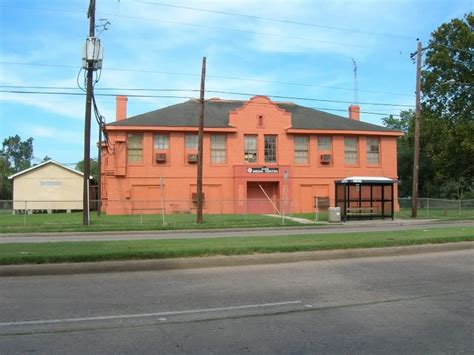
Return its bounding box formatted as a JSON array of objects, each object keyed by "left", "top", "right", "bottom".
[
  {"left": 348, "top": 104, "right": 360, "bottom": 120},
  {"left": 116, "top": 96, "right": 128, "bottom": 121}
]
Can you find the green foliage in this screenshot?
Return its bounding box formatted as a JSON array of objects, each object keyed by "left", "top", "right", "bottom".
[
  {"left": 2, "top": 135, "right": 34, "bottom": 173},
  {"left": 75, "top": 158, "right": 99, "bottom": 182},
  {"left": 1, "top": 135, "right": 34, "bottom": 199},
  {"left": 382, "top": 111, "right": 414, "bottom": 197},
  {"left": 386, "top": 14, "right": 473, "bottom": 198},
  {"left": 420, "top": 13, "right": 473, "bottom": 198}
]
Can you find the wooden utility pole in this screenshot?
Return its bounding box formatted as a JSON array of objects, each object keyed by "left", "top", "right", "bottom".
[
  {"left": 411, "top": 41, "right": 422, "bottom": 218},
  {"left": 83, "top": 0, "right": 96, "bottom": 225},
  {"left": 196, "top": 57, "right": 206, "bottom": 224}
]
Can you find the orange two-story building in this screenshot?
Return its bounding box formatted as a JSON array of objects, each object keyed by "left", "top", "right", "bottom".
[{"left": 101, "top": 95, "right": 402, "bottom": 216}]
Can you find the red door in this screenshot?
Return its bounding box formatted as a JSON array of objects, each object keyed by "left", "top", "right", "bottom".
[{"left": 247, "top": 182, "right": 279, "bottom": 214}]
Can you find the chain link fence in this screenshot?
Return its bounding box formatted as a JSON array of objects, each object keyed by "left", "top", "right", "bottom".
[
  {"left": 0, "top": 199, "right": 306, "bottom": 229},
  {"left": 1, "top": 197, "right": 471, "bottom": 230},
  {"left": 398, "top": 198, "right": 474, "bottom": 218}
]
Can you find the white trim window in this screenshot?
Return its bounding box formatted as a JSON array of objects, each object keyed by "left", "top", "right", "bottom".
[
  {"left": 344, "top": 137, "right": 358, "bottom": 164},
  {"left": 294, "top": 136, "right": 309, "bottom": 164},
  {"left": 127, "top": 133, "right": 143, "bottom": 163},
  {"left": 264, "top": 135, "right": 277, "bottom": 163},
  {"left": 153, "top": 134, "right": 169, "bottom": 149},
  {"left": 318, "top": 136, "right": 332, "bottom": 151},
  {"left": 185, "top": 133, "right": 198, "bottom": 149},
  {"left": 211, "top": 134, "right": 226, "bottom": 163},
  {"left": 244, "top": 135, "right": 257, "bottom": 163},
  {"left": 367, "top": 137, "right": 380, "bottom": 165}
]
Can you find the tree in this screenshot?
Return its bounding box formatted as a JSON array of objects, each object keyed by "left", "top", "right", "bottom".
[
  {"left": 76, "top": 158, "right": 99, "bottom": 183},
  {"left": 420, "top": 13, "right": 473, "bottom": 198},
  {"left": 2, "top": 135, "right": 34, "bottom": 173},
  {"left": 1, "top": 135, "right": 34, "bottom": 199},
  {"left": 387, "top": 14, "right": 473, "bottom": 199},
  {"left": 383, "top": 111, "right": 415, "bottom": 197}
]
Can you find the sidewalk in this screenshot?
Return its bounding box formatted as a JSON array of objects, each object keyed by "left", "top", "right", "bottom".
[
  {"left": 0, "top": 219, "right": 471, "bottom": 244},
  {"left": 0, "top": 219, "right": 464, "bottom": 244},
  {"left": 1, "top": 241, "right": 472, "bottom": 277}
]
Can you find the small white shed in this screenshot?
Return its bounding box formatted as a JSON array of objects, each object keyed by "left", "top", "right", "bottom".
[{"left": 8, "top": 160, "right": 89, "bottom": 213}]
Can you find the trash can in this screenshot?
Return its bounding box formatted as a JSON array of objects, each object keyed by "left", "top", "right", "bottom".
[{"left": 328, "top": 207, "right": 341, "bottom": 222}]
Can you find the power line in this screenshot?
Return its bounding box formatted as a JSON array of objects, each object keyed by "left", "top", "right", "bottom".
[
  {"left": 0, "top": 85, "right": 200, "bottom": 93},
  {"left": 6, "top": 3, "right": 470, "bottom": 56},
  {"left": 99, "top": 12, "right": 374, "bottom": 50},
  {"left": 132, "top": 0, "right": 415, "bottom": 40},
  {"left": 0, "top": 89, "right": 406, "bottom": 116},
  {"left": 0, "top": 61, "right": 414, "bottom": 97},
  {"left": 0, "top": 85, "right": 411, "bottom": 106},
  {"left": 0, "top": 89, "right": 194, "bottom": 100},
  {"left": 0, "top": 88, "right": 415, "bottom": 108},
  {"left": 0, "top": 3, "right": 413, "bottom": 53},
  {"left": 205, "top": 90, "right": 415, "bottom": 107}
]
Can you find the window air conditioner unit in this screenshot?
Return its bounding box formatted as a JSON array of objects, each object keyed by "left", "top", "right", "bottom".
[
  {"left": 155, "top": 153, "right": 167, "bottom": 162},
  {"left": 320, "top": 154, "right": 332, "bottom": 164},
  {"left": 187, "top": 154, "right": 198, "bottom": 163},
  {"left": 192, "top": 192, "right": 205, "bottom": 202}
]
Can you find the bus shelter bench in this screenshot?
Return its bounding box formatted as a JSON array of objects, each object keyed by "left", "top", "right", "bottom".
[{"left": 346, "top": 207, "right": 378, "bottom": 216}]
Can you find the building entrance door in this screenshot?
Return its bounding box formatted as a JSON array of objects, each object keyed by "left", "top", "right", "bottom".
[{"left": 246, "top": 182, "right": 279, "bottom": 214}]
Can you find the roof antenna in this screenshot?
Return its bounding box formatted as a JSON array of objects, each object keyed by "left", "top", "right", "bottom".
[{"left": 352, "top": 58, "right": 358, "bottom": 105}]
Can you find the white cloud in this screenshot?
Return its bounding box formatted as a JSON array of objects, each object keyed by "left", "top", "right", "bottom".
[{"left": 23, "top": 125, "right": 83, "bottom": 145}]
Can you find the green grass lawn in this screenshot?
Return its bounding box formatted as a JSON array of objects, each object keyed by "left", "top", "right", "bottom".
[
  {"left": 0, "top": 212, "right": 312, "bottom": 234},
  {"left": 1, "top": 207, "right": 472, "bottom": 234},
  {"left": 0, "top": 226, "right": 472, "bottom": 265},
  {"left": 396, "top": 208, "right": 474, "bottom": 220},
  {"left": 295, "top": 208, "right": 474, "bottom": 221}
]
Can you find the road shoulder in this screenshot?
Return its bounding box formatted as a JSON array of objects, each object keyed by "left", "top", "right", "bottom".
[{"left": 1, "top": 241, "right": 472, "bottom": 277}]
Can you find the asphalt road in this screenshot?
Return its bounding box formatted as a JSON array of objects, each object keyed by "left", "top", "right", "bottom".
[
  {"left": 0, "top": 219, "right": 472, "bottom": 243},
  {"left": 1, "top": 249, "right": 472, "bottom": 353}
]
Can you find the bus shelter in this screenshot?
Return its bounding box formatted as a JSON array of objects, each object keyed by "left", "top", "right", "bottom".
[{"left": 335, "top": 177, "right": 395, "bottom": 221}]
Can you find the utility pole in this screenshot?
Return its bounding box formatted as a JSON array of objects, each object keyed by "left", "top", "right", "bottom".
[
  {"left": 82, "top": 0, "right": 96, "bottom": 226},
  {"left": 196, "top": 57, "right": 206, "bottom": 224},
  {"left": 411, "top": 41, "right": 422, "bottom": 218}
]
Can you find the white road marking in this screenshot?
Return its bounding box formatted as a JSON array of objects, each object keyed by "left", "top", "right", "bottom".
[{"left": 0, "top": 301, "right": 302, "bottom": 327}]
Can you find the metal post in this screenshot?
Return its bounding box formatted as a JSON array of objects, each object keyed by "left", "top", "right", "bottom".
[
  {"left": 245, "top": 199, "right": 247, "bottom": 223},
  {"left": 315, "top": 197, "right": 319, "bottom": 221},
  {"left": 391, "top": 184, "right": 394, "bottom": 220},
  {"left": 381, "top": 185, "right": 385, "bottom": 220},
  {"left": 97, "top": 125, "right": 102, "bottom": 217},
  {"left": 282, "top": 170, "right": 288, "bottom": 224},
  {"left": 160, "top": 175, "right": 166, "bottom": 226}
]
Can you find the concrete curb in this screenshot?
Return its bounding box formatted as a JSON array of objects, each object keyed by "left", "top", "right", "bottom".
[{"left": 1, "top": 241, "right": 473, "bottom": 277}]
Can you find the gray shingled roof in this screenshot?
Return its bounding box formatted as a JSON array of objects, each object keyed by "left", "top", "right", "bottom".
[{"left": 107, "top": 99, "right": 396, "bottom": 132}]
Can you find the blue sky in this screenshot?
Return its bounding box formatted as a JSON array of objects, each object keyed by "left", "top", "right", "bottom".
[{"left": 0, "top": 0, "right": 471, "bottom": 166}]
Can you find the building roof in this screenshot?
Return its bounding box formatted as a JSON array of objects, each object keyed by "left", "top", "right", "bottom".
[
  {"left": 8, "top": 160, "right": 90, "bottom": 180},
  {"left": 107, "top": 99, "right": 398, "bottom": 132}
]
